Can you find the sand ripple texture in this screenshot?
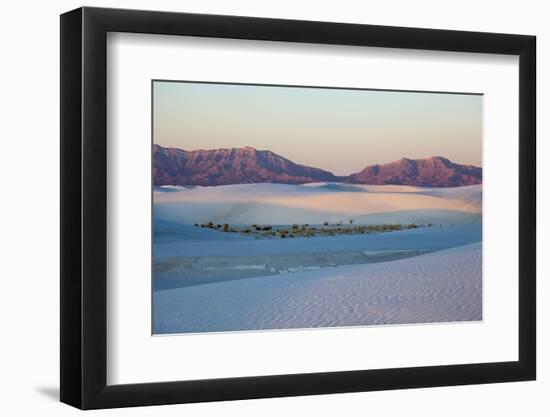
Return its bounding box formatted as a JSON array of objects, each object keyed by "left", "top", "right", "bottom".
[{"left": 153, "top": 242, "right": 482, "bottom": 334}]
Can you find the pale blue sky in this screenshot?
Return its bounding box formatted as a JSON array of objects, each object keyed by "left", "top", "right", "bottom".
[{"left": 153, "top": 81, "right": 482, "bottom": 175}]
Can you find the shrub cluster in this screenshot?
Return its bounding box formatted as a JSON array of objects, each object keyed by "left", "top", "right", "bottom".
[{"left": 194, "top": 220, "right": 422, "bottom": 239}]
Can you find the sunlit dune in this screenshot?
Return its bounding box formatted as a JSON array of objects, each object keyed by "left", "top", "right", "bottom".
[{"left": 154, "top": 183, "right": 482, "bottom": 226}]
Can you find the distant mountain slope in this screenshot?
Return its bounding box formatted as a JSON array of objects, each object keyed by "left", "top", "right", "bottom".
[
  {"left": 347, "top": 157, "right": 482, "bottom": 187},
  {"left": 153, "top": 144, "right": 337, "bottom": 186},
  {"left": 153, "top": 145, "right": 482, "bottom": 187}
]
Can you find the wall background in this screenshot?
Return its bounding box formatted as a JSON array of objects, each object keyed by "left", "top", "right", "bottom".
[{"left": 0, "top": 0, "right": 545, "bottom": 415}]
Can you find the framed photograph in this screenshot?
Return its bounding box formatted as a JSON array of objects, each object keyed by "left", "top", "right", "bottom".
[{"left": 60, "top": 7, "right": 536, "bottom": 409}]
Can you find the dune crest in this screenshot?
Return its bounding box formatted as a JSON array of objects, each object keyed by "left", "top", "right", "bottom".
[{"left": 154, "top": 183, "right": 482, "bottom": 226}]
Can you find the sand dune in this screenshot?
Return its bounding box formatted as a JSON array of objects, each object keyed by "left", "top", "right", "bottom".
[
  {"left": 153, "top": 183, "right": 483, "bottom": 334},
  {"left": 153, "top": 242, "right": 482, "bottom": 334},
  {"left": 154, "top": 223, "right": 481, "bottom": 256},
  {"left": 154, "top": 222, "right": 481, "bottom": 290},
  {"left": 154, "top": 183, "right": 481, "bottom": 226}
]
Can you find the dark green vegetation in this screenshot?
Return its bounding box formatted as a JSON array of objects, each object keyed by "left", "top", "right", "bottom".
[{"left": 194, "top": 221, "right": 425, "bottom": 239}]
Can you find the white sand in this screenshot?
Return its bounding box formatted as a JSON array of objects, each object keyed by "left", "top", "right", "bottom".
[
  {"left": 153, "top": 183, "right": 482, "bottom": 226},
  {"left": 153, "top": 242, "right": 482, "bottom": 334}
]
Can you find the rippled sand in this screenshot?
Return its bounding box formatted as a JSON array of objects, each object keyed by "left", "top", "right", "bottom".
[{"left": 154, "top": 243, "right": 482, "bottom": 334}]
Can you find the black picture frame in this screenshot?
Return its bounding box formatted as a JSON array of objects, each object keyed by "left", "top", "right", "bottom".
[{"left": 60, "top": 6, "right": 536, "bottom": 410}]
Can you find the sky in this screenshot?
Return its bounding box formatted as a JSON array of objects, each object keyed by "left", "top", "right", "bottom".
[{"left": 153, "top": 81, "right": 482, "bottom": 176}]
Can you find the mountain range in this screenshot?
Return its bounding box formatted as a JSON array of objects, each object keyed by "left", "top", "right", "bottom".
[{"left": 153, "top": 144, "right": 482, "bottom": 187}]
